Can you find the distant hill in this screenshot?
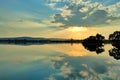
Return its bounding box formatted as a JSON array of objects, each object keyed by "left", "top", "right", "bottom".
[{"left": 0, "top": 37, "right": 68, "bottom": 41}]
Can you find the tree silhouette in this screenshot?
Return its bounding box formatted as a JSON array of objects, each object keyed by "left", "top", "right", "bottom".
[
  {"left": 96, "top": 34, "right": 105, "bottom": 40},
  {"left": 108, "top": 31, "right": 120, "bottom": 60},
  {"left": 109, "top": 31, "right": 120, "bottom": 49},
  {"left": 82, "top": 34, "right": 105, "bottom": 54},
  {"left": 109, "top": 31, "right": 120, "bottom": 40}
]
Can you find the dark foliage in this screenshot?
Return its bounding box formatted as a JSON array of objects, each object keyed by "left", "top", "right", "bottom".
[
  {"left": 82, "top": 34, "right": 105, "bottom": 54},
  {"left": 109, "top": 31, "right": 120, "bottom": 49},
  {"left": 109, "top": 48, "right": 120, "bottom": 60}
]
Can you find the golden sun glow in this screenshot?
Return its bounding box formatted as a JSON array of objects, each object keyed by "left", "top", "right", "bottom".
[
  {"left": 50, "top": 27, "right": 97, "bottom": 39},
  {"left": 67, "top": 27, "right": 88, "bottom": 32}
]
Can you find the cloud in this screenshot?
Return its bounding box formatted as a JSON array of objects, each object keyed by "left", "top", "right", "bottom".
[
  {"left": 48, "top": 56, "right": 120, "bottom": 80},
  {"left": 42, "top": 20, "right": 65, "bottom": 27},
  {"left": 48, "top": 0, "right": 120, "bottom": 27},
  {"left": 0, "top": 20, "right": 47, "bottom": 28},
  {"left": 79, "top": 70, "right": 89, "bottom": 77},
  {"left": 46, "top": 3, "right": 57, "bottom": 8}
]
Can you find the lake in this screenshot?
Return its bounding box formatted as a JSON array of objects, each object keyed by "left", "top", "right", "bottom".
[{"left": 0, "top": 44, "right": 120, "bottom": 80}]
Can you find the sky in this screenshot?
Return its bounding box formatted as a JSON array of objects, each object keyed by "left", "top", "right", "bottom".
[{"left": 0, "top": 0, "right": 120, "bottom": 39}]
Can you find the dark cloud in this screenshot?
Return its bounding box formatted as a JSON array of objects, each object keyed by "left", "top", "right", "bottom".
[{"left": 51, "top": 0, "right": 120, "bottom": 27}]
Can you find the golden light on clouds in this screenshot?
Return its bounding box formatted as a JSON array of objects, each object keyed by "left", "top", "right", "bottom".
[{"left": 49, "top": 27, "right": 97, "bottom": 39}]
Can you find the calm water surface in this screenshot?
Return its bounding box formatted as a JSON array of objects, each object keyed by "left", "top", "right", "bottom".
[{"left": 0, "top": 44, "right": 120, "bottom": 80}]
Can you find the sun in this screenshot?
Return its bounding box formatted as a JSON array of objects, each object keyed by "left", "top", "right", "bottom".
[
  {"left": 50, "top": 26, "right": 93, "bottom": 39},
  {"left": 67, "top": 27, "right": 88, "bottom": 32}
]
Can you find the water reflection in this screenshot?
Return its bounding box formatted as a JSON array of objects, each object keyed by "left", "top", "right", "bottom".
[
  {"left": 0, "top": 44, "right": 120, "bottom": 80},
  {"left": 82, "top": 41, "right": 120, "bottom": 60},
  {"left": 50, "top": 55, "right": 120, "bottom": 80},
  {"left": 109, "top": 40, "right": 120, "bottom": 60},
  {"left": 0, "top": 41, "right": 120, "bottom": 60},
  {"left": 109, "top": 48, "right": 120, "bottom": 60}
]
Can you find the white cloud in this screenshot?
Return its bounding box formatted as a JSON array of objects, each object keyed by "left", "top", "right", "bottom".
[
  {"left": 42, "top": 20, "right": 65, "bottom": 27},
  {"left": 15, "top": 20, "right": 47, "bottom": 28},
  {"left": 61, "top": 10, "right": 73, "bottom": 18},
  {"left": 60, "top": 63, "right": 73, "bottom": 78},
  {"left": 48, "top": 0, "right": 61, "bottom": 3},
  {"left": 79, "top": 70, "right": 89, "bottom": 77},
  {"left": 0, "top": 20, "right": 48, "bottom": 28},
  {"left": 48, "top": 0, "right": 120, "bottom": 27},
  {"left": 107, "top": 2, "right": 120, "bottom": 12},
  {"left": 79, "top": 7, "right": 89, "bottom": 13},
  {"left": 47, "top": 77, "right": 56, "bottom": 80},
  {"left": 106, "top": 19, "right": 112, "bottom": 23},
  {"left": 47, "top": 3, "right": 56, "bottom": 8}
]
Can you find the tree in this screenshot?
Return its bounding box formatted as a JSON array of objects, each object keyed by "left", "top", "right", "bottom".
[
  {"left": 109, "top": 31, "right": 120, "bottom": 49},
  {"left": 96, "top": 34, "right": 105, "bottom": 40},
  {"left": 109, "top": 31, "right": 120, "bottom": 40},
  {"left": 82, "top": 34, "right": 105, "bottom": 54}
]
